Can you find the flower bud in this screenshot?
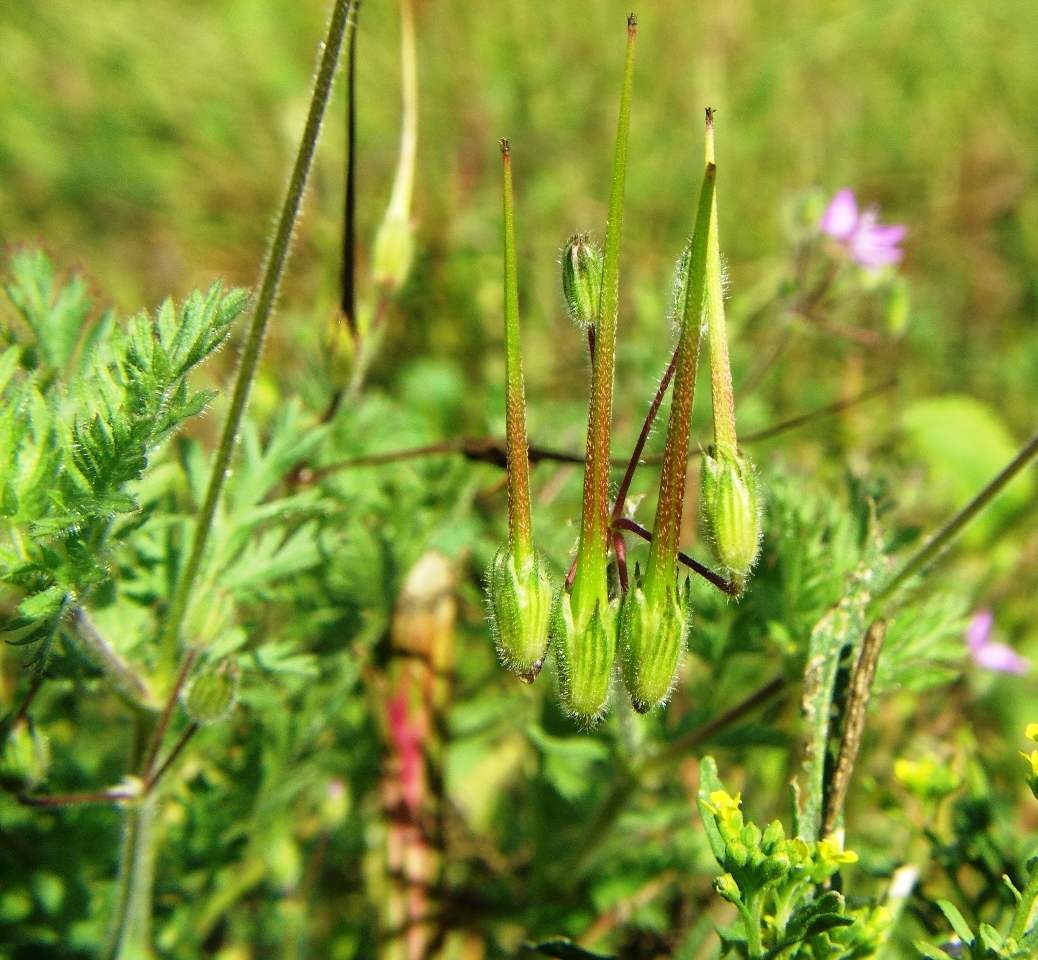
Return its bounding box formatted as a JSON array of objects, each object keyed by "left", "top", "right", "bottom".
[
  {"left": 700, "top": 448, "right": 762, "bottom": 585},
  {"left": 714, "top": 872, "right": 741, "bottom": 904},
  {"left": 551, "top": 591, "right": 618, "bottom": 723},
  {"left": 487, "top": 549, "right": 553, "bottom": 682},
  {"left": 761, "top": 820, "right": 786, "bottom": 855},
  {"left": 561, "top": 233, "right": 603, "bottom": 329},
  {"left": 0, "top": 720, "right": 49, "bottom": 791},
  {"left": 618, "top": 581, "right": 689, "bottom": 713},
  {"left": 182, "top": 660, "right": 239, "bottom": 725},
  {"left": 372, "top": 210, "right": 415, "bottom": 294}
]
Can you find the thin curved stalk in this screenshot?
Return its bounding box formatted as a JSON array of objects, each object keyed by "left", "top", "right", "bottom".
[
  {"left": 872, "top": 425, "right": 1038, "bottom": 612},
  {"left": 160, "top": 0, "right": 356, "bottom": 656}
]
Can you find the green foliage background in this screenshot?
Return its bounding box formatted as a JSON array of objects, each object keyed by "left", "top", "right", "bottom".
[{"left": 1, "top": 0, "right": 1037, "bottom": 958}]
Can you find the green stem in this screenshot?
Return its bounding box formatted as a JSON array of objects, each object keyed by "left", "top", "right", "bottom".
[
  {"left": 703, "top": 111, "right": 737, "bottom": 458},
  {"left": 1009, "top": 863, "right": 1038, "bottom": 941},
  {"left": 572, "top": 15, "right": 637, "bottom": 618},
  {"left": 500, "top": 140, "right": 533, "bottom": 562},
  {"left": 160, "top": 0, "right": 355, "bottom": 655},
  {"left": 72, "top": 608, "right": 154, "bottom": 710},
  {"left": 872, "top": 425, "right": 1038, "bottom": 612},
  {"left": 643, "top": 163, "right": 715, "bottom": 602},
  {"left": 105, "top": 793, "right": 159, "bottom": 960}
]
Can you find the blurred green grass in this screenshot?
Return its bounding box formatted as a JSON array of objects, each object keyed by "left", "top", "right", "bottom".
[{"left": 3, "top": 0, "right": 1037, "bottom": 402}]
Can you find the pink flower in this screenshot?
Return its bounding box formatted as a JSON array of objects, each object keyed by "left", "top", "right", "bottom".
[
  {"left": 820, "top": 189, "right": 905, "bottom": 269},
  {"left": 966, "top": 610, "right": 1030, "bottom": 675}
]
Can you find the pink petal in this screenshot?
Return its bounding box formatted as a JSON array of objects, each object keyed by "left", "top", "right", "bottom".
[
  {"left": 850, "top": 225, "right": 905, "bottom": 268},
  {"left": 966, "top": 610, "right": 993, "bottom": 653},
  {"left": 820, "top": 189, "right": 859, "bottom": 240},
  {"left": 972, "top": 641, "right": 1030, "bottom": 675}
]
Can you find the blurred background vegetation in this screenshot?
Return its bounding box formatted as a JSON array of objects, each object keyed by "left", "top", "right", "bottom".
[{"left": 2, "top": 0, "right": 1038, "bottom": 957}]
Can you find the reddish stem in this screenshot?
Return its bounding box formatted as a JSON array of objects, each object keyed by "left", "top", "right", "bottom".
[
  {"left": 613, "top": 517, "right": 738, "bottom": 596},
  {"left": 612, "top": 345, "right": 679, "bottom": 523}
]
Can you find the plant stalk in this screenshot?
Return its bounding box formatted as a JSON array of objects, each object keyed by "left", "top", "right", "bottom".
[
  {"left": 872, "top": 425, "right": 1038, "bottom": 611},
  {"left": 160, "top": 0, "right": 355, "bottom": 655}
]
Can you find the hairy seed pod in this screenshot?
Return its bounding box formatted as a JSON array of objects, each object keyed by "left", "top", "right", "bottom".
[
  {"left": 487, "top": 548, "right": 553, "bottom": 682},
  {"left": 700, "top": 448, "right": 762, "bottom": 586},
  {"left": 0, "top": 720, "right": 49, "bottom": 792},
  {"left": 668, "top": 241, "right": 693, "bottom": 333},
  {"left": 561, "top": 233, "right": 603, "bottom": 329},
  {"left": 618, "top": 580, "right": 689, "bottom": 713},
  {"left": 182, "top": 660, "right": 239, "bottom": 725},
  {"left": 551, "top": 591, "right": 618, "bottom": 723}
]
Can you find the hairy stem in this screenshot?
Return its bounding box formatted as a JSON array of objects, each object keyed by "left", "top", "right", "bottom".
[
  {"left": 340, "top": 0, "right": 359, "bottom": 332},
  {"left": 611, "top": 346, "right": 678, "bottom": 523},
  {"left": 73, "top": 608, "right": 153, "bottom": 709},
  {"left": 613, "top": 517, "right": 739, "bottom": 595},
  {"left": 160, "top": 0, "right": 355, "bottom": 655},
  {"left": 822, "top": 618, "right": 887, "bottom": 837},
  {"left": 1010, "top": 864, "right": 1038, "bottom": 941},
  {"left": 872, "top": 425, "right": 1038, "bottom": 611},
  {"left": 106, "top": 793, "right": 159, "bottom": 960}
]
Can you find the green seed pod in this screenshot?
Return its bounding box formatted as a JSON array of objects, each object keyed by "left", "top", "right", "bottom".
[
  {"left": 700, "top": 448, "right": 762, "bottom": 586},
  {"left": 668, "top": 241, "right": 693, "bottom": 332},
  {"left": 561, "top": 233, "right": 603, "bottom": 329},
  {"left": 551, "top": 591, "right": 618, "bottom": 723},
  {"left": 487, "top": 548, "right": 554, "bottom": 682},
  {"left": 182, "top": 660, "right": 239, "bottom": 726},
  {"left": 618, "top": 580, "right": 689, "bottom": 713},
  {"left": 0, "top": 720, "right": 49, "bottom": 792}
]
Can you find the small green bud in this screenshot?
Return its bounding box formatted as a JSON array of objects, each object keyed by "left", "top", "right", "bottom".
[
  {"left": 561, "top": 233, "right": 603, "bottom": 329},
  {"left": 551, "top": 591, "right": 618, "bottom": 723},
  {"left": 0, "top": 721, "right": 49, "bottom": 791},
  {"left": 182, "top": 660, "right": 239, "bottom": 726},
  {"left": 618, "top": 580, "right": 689, "bottom": 713},
  {"left": 727, "top": 840, "right": 750, "bottom": 868},
  {"left": 741, "top": 822, "right": 762, "bottom": 848},
  {"left": 487, "top": 548, "right": 554, "bottom": 682},
  {"left": 372, "top": 209, "right": 415, "bottom": 293},
  {"left": 714, "top": 872, "right": 742, "bottom": 904},
  {"left": 323, "top": 312, "right": 357, "bottom": 389},
  {"left": 700, "top": 448, "right": 762, "bottom": 585},
  {"left": 761, "top": 820, "right": 786, "bottom": 855}
]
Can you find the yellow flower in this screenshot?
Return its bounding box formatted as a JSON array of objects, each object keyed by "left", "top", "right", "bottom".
[
  {"left": 1021, "top": 749, "right": 1038, "bottom": 777},
  {"left": 818, "top": 836, "right": 859, "bottom": 866},
  {"left": 1025, "top": 723, "right": 1038, "bottom": 743},
  {"left": 709, "top": 790, "right": 742, "bottom": 815}
]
